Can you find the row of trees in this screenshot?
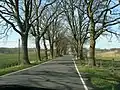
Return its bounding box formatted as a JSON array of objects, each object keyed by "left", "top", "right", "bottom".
[
  {"left": 61, "top": 0, "right": 120, "bottom": 66},
  {"left": 0, "top": 0, "right": 120, "bottom": 66},
  {"left": 0, "top": 0, "right": 68, "bottom": 64}
]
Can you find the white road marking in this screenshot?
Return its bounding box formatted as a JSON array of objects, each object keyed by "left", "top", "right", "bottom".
[
  {"left": 72, "top": 58, "right": 88, "bottom": 90},
  {"left": 1, "top": 60, "right": 52, "bottom": 77}
]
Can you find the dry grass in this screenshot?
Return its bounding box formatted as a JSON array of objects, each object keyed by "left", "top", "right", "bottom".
[{"left": 96, "top": 51, "right": 120, "bottom": 61}]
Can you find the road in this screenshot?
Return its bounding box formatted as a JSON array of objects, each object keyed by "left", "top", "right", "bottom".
[{"left": 0, "top": 55, "right": 86, "bottom": 90}]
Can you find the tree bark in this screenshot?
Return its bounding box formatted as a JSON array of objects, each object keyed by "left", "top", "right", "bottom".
[
  {"left": 43, "top": 35, "right": 48, "bottom": 60},
  {"left": 63, "top": 46, "right": 67, "bottom": 55},
  {"left": 35, "top": 36, "right": 41, "bottom": 61},
  {"left": 89, "top": 21, "right": 96, "bottom": 66},
  {"left": 56, "top": 48, "right": 59, "bottom": 56},
  {"left": 48, "top": 30, "right": 54, "bottom": 59},
  {"left": 21, "top": 35, "right": 30, "bottom": 64},
  {"left": 86, "top": 0, "right": 96, "bottom": 66},
  {"left": 89, "top": 37, "right": 96, "bottom": 66},
  {"left": 79, "top": 43, "right": 84, "bottom": 60},
  {"left": 55, "top": 42, "right": 60, "bottom": 57},
  {"left": 76, "top": 40, "right": 79, "bottom": 59},
  {"left": 50, "top": 44, "right": 54, "bottom": 59},
  {"left": 56, "top": 47, "right": 59, "bottom": 56}
]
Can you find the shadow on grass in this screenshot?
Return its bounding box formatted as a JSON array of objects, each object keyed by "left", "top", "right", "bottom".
[
  {"left": 96, "top": 59, "right": 120, "bottom": 68},
  {"left": 80, "top": 72, "right": 120, "bottom": 90},
  {"left": 0, "top": 85, "right": 56, "bottom": 90}
]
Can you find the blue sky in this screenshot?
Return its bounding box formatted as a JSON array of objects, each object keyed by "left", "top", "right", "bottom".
[
  {"left": 0, "top": 31, "right": 20, "bottom": 48},
  {"left": 95, "top": 24, "right": 120, "bottom": 49},
  {"left": 0, "top": 29, "right": 120, "bottom": 49},
  {"left": 96, "top": 35, "right": 120, "bottom": 49},
  {"left": 0, "top": 22, "right": 119, "bottom": 49},
  {"left": 0, "top": 0, "right": 119, "bottom": 49},
  {"left": 0, "top": 31, "right": 50, "bottom": 48}
]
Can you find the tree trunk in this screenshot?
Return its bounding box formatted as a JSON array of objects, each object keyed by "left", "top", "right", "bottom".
[
  {"left": 35, "top": 36, "right": 41, "bottom": 61},
  {"left": 56, "top": 48, "right": 58, "bottom": 56},
  {"left": 21, "top": 35, "right": 30, "bottom": 64},
  {"left": 50, "top": 44, "right": 54, "bottom": 59},
  {"left": 56, "top": 46, "right": 60, "bottom": 57},
  {"left": 56, "top": 47, "right": 59, "bottom": 56},
  {"left": 76, "top": 40, "right": 79, "bottom": 59},
  {"left": 79, "top": 44, "right": 84, "bottom": 60},
  {"left": 43, "top": 35, "right": 48, "bottom": 60},
  {"left": 63, "top": 46, "right": 67, "bottom": 55},
  {"left": 55, "top": 41, "right": 61, "bottom": 57},
  {"left": 89, "top": 38, "right": 96, "bottom": 66},
  {"left": 89, "top": 20, "right": 96, "bottom": 66}
]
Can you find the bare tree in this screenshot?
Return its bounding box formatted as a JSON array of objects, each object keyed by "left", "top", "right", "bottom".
[
  {"left": 46, "top": 17, "right": 62, "bottom": 58},
  {"left": 62, "top": 0, "right": 89, "bottom": 60},
  {"left": 0, "top": 0, "right": 61, "bottom": 64},
  {"left": 55, "top": 30, "right": 68, "bottom": 56},
  {"left": 84, "top": 0, "right": 120, "bottom": 66},
  {"left": 0, "top": 0, "right": 36, "bottom": 64},
  {"left": 31, "top": 0, "right": 63, "bottom": 60},
  {"left": 42, "top": 34, "right": 48, "bottom": 60}
]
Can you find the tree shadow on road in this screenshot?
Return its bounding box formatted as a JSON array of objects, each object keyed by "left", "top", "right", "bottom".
[{"left": 0, "top": 58, "right": 87, "bottom": 90}]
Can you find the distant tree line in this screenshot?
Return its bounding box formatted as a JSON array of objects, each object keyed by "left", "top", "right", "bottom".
[
  {"left": 96, "top": 48, "right": 120, "bottom": 52},
  {"left": 0, "top": 48, "right": 18, "bottom": 54},
  {"left": 0, "top": 48, "right": 45, "bottom": 54}
]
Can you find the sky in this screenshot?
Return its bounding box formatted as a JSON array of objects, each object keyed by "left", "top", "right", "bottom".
[
  {"left": 96, "top": 35, "right": 120, "bottom": 49},
  {"left": 0, "top": 28, "right": 120, "bottom": 49},
  {"left": 0, "top": 0, "right": 120, "bottom": 49},
  {"left": 0, "top": 24, "right": 120, "bottom": 49},
  {"left": 0, "top": 31, "right": 50, "bottom": 49},
  {"left": 0, "top": 22, "right": 119, "bottom": 49}
]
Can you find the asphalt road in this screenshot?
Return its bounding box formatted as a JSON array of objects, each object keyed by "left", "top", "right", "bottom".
[{"left": 0, "top": 55, "right": 86, "bottom": 90}]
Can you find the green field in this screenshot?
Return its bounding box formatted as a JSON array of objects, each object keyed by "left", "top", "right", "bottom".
[
  {"left": 0, "top": 52, "right": 44, "bottom": 69},
  {"left": 0, "top": 51, "right": 50, "bottom": 76}
]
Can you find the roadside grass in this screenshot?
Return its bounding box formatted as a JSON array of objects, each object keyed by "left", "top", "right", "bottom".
[
  {"left": 77, "top": 58, "right": 120, "bottom": 90},
  {"left": 0, "top": 53, "right": 19, "bottom": 69},
  {"left": 0, "top": 65, "right": 32, "bottom": 76},
  {"left": 0, "top": 52, "right": 51, "bottom": 76},
  {"left": 0, "top": 60, "right": 49, "bottom": 76},
  {"left": 0, "top": 52, "right": 46, "bottom": 69}
]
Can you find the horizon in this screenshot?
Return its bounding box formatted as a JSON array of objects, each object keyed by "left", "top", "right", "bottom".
[{"left": 0, "top": 31, "right": 120, "bottom": 49}]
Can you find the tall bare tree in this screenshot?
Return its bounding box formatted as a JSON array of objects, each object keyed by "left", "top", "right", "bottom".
[
  {"left": 62, "top": 0, "right": 89, "bottom": 60},
  {"left": 84, "top": 0, "right": 120, "bottom": 66},
  {"left": 46, "top": 17, "right": 62, "bottom": 58},
  {"left": 0, "top": 0, "right": 36, "bottom": 64},
  {"left": 55, "top": 30, "right": 68, "bottom": 56},
  {"left": 31, "top": 0, "right": 63, "bottom": 60},
  {"left": 42, "top": 34, "right": 48, "bottom": 60}
]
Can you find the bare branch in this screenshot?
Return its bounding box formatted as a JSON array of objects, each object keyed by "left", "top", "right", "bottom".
[
  {"left": 30, "top": 0, "right": 57, "bottom": 25},
  {"left": 0, "top": 14, "right": 22, "bottom": 36}
]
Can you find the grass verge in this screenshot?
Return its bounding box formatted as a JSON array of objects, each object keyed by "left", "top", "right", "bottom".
[
  {"left": 77, "top": 62, "right": 120, "bottom": 90},
  {"left": 0, "top": 59, "right": 51, "bottom": 76},
  {"left": 0, "top": 65, "right": 31, "bottom": 76}
]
